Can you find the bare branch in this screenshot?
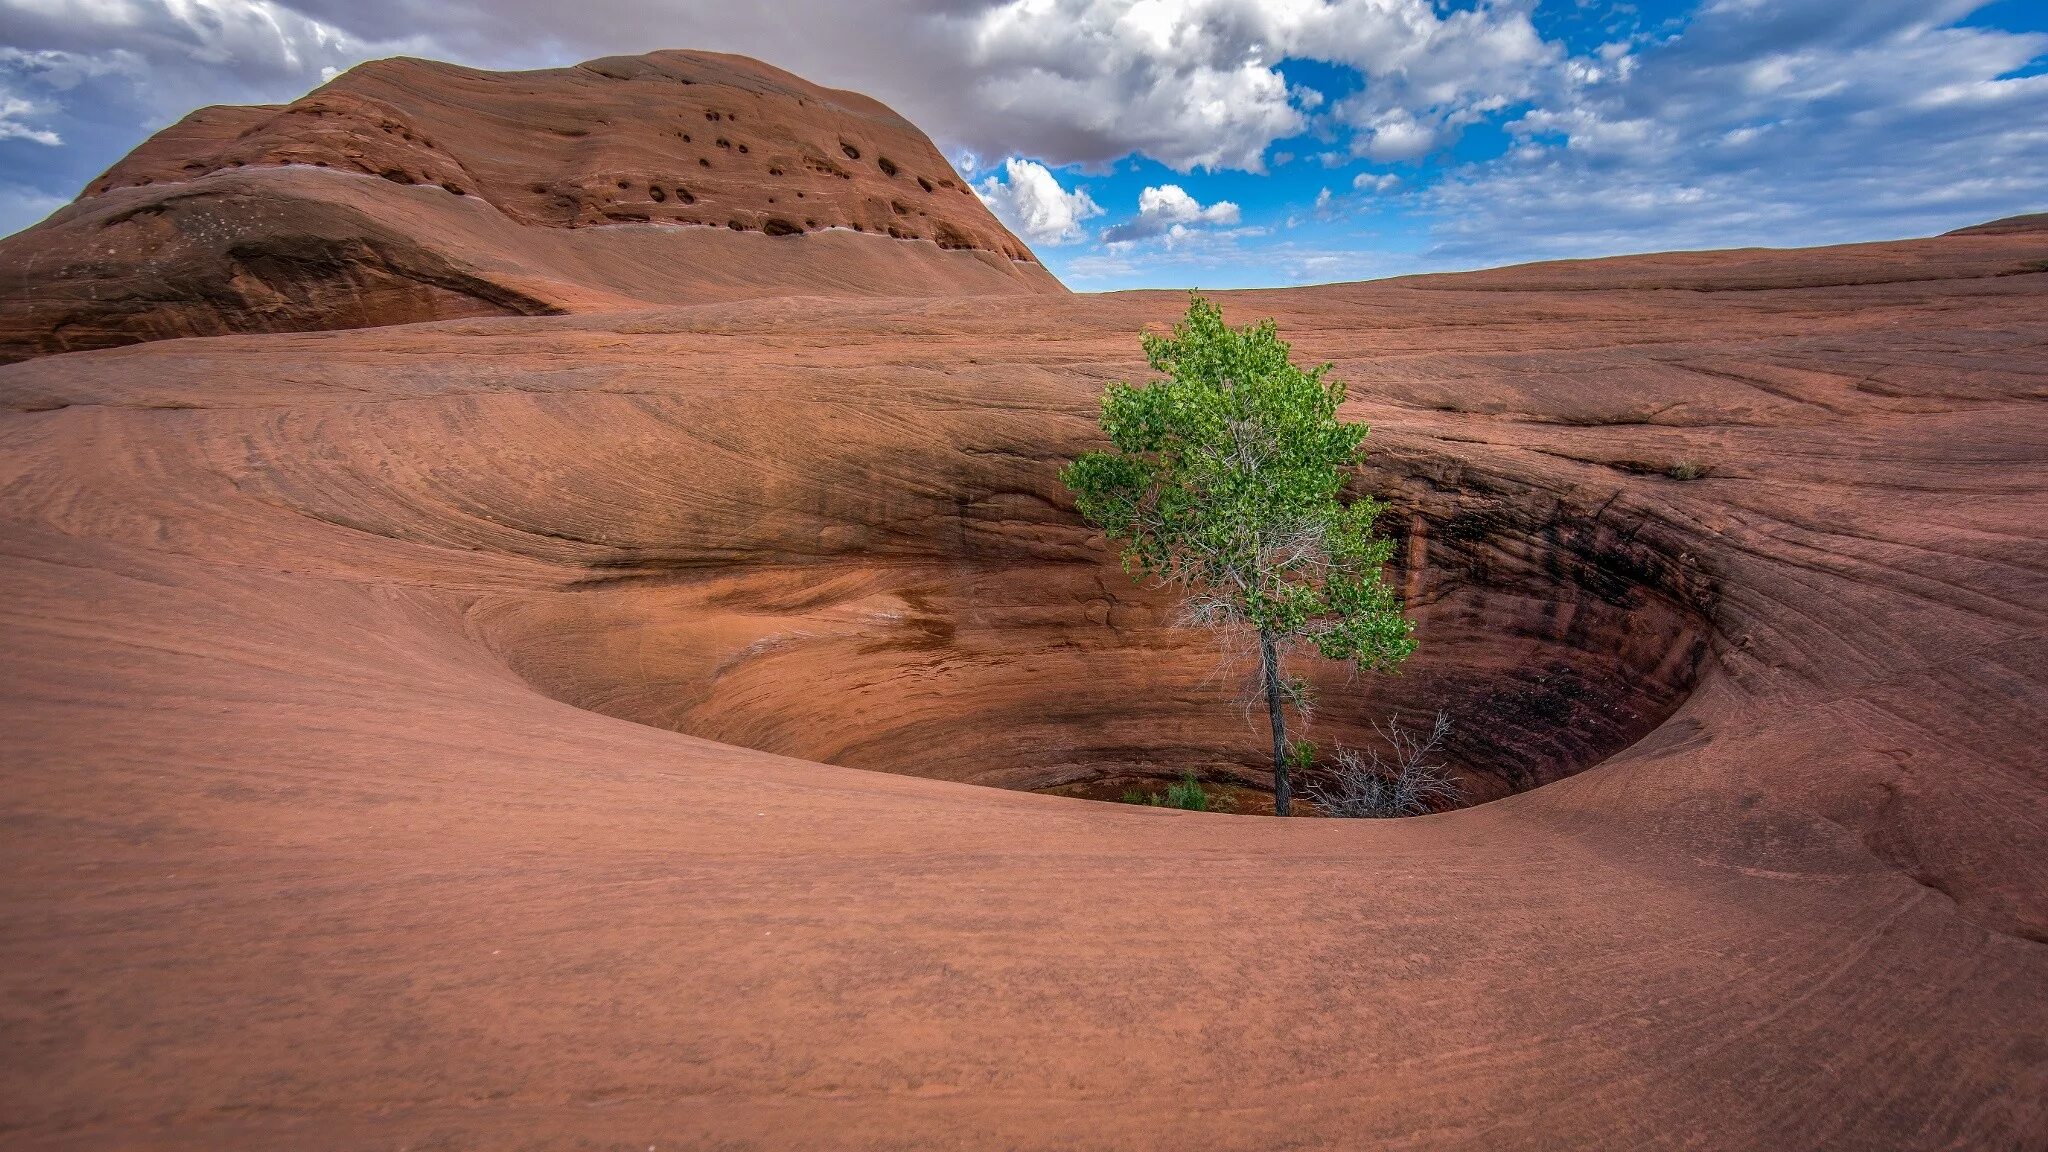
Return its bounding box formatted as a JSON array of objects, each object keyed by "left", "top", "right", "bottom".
[{"left": 1302, "top": 710, "right": 1463, "bottom": 818}]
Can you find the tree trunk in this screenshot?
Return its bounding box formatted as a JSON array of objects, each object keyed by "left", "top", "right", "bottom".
[{"left": 1259, "top": 629, "right": 1291, "bottom": 816}]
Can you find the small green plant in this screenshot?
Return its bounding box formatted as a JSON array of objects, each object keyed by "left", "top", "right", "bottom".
[
  {"left": 1668, "top": 461, "right": 1707, "bottom": 481},
  {"left": 1119, "top": 772, "right": 1215, "bottom": 810},
  {"left": 1287, "top": 738, "right": 1318, "bottom": 774},
  {"left": 1162, "top": 772, "right": 1212, "bottom": 811}
]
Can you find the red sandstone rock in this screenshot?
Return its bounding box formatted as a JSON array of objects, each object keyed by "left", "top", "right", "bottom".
[
  {"left": 0, "top": 50, "right": 1058, "bottom": 363},
  {"left": 0, "top": 51, "right": 2044, "bottom": 1152}
]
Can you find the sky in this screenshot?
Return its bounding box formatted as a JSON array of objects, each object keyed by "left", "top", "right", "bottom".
[{"left": 1, "top": 0, "right": 2044, "bottom": 290}]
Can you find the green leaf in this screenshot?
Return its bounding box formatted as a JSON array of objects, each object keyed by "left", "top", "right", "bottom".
[{"left": 1062, "top": 292, "right": 1417, "bottom": 685}]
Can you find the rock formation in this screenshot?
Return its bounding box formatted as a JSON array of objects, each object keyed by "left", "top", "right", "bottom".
[
  {"left": 0, "top": 50, "right": 1058, "bottom": 363},
  {"left": 0, "top": 53, "right": 2044, "bottom": 1152}
]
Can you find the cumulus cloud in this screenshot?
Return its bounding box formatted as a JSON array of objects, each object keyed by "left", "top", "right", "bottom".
[
  {"left": 0, "top": 0, "right": 1567, "bottom": 242},
  {"left": 0, "top": 46, "right": 152, "bottom": 148},
  {"left": 0, "top": 0, "right": 435, "bottom": 234},
  {"left": 960, "top": 0, "right": 1562, "bottom": 171},
  {"left": 0, "top": 89, "right": 59, "bottom": 145},
  {"left": 3, "top": 0, "right": 1569, "bottom": 179},
  {"left": 0, "top": 1, "right": 420, "bottom": 114},
  {"left": 1348, "top": 110, "right": 1436, "bottom": 162},
  {"left": 975, "top": 158, "right": 1103, "bottom": 246},
  {"left": 1319, "top": 0, "right": 1557, "bottom": 161},
  {"left": 962, "top": 1, "right": 1307, "bottom": 172},
  {"left": 1426, "top": 0, "right": 2048, "bottom": 263},
  {"left": 1102, "top": 183, "right": 1241, "bottom": 244},
  {"left": 1, "top": 0, "right": 2043, "bottom": 278}
]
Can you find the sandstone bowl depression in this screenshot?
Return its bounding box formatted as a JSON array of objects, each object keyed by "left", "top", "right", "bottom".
[
  {"left": 474, "top": 408, "right": 1718, "bottom": 807},
  {"left": 2, "top": 48, "right": 2044, "bottom": 1152}
]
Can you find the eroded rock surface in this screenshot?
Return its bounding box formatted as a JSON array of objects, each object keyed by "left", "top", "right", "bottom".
[
  {"left": 0, "top": 51, "right": 1058, "bottom": 362},
  {"left": 1, "top": 53, "right": 2045, "bottom": 1152}
]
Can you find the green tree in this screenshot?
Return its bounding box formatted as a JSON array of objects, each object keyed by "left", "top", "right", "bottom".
[{"left": 1062, "top": 295, "right": 1416, "bottom": 815}]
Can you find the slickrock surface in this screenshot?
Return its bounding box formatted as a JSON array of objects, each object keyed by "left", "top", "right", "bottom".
[
  {"left": 2, "top": 57, "right": 2046, "bottom": 1152},
  {"left": 0, "top": 51, "right": 1058, "bottom": 362}
]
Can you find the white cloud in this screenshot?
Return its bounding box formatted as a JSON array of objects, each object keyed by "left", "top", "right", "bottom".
[
  {"left": 0, "top": 47, "right": 149, "bottom": 147},
  {"left": 956, "top": 0, "right": 1563, "bottom": 172},
  {"left": 1350, "top": 109, "right": 1437, "bottom": 162},
  {"left": 1288, "top": 173, "right": 1399, "bottom": 227},
  {"left": 4, "top": 0, "right": 2045, "bottom": 282},
  {"left": 0, "top": 0, "right": 1572, "bottom": 206},
  {"left": 1317, "top": 0, "right": 1557, "bottom": 161},
  {"left": 974, "top": 157, "right": 1103, "bottom": 246},
  {"left": 1426, "top": 0, "right": 2048, "bottom": 263},
  {"left": 0, "top": 1, "right": 419, "bottom": 112},
  {"left": 1101, "top": 183, "right": 1240, "bottom": 244},
  {"left": 963, "top": 2, "right": 1308, "bottom": 172},
  {"left": 0, "top": 91, "right": 59, "bottom": 144}
]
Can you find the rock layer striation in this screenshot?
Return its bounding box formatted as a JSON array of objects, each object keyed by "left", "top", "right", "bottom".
[
  {"left": 0, "top": 54, "right": 2045, "bottom": 1152},
  {"left": 0, "top": 51, "right": 1058, "bottom": 362}
]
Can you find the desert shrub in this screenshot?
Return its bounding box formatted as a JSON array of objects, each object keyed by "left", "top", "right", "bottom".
[
  {"left": 1162, "top": 772, "right": 1212, "bottom": 811},
  {"left": 1121, "top": 772, "right": 1216, "bottom": 810},
  {"left": 1304, "top": 711, "right": 1463, "bottom": 818},
  {"left": 1668, "top": 461, "right": 1707, "bottom": 481}
]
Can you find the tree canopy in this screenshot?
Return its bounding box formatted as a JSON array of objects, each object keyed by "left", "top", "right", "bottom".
[{"left": 1062, "top": 294, "right": 1416, "bottom": 814}]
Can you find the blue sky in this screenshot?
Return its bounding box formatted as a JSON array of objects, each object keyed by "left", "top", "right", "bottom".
[{"left": 3, "top": 1, "right": 2045, "bottom": 290}]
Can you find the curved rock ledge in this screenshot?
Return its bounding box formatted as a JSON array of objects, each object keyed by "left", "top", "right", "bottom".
[
  {"left": 2, "top": 224, "right": 2046, "bottom": 1149},
  {"left": 0, "top": 60, "right": 2044, "bottom": 1152},
  {"left": 483, "top": 441, "right": 1716, "bottom": 805}
]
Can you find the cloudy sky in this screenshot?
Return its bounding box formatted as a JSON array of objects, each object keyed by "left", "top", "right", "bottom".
[{"left": 2, "top": 0, "right": 2044, "bottom": 289}]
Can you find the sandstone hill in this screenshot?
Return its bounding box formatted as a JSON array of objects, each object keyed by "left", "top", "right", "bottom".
[
  {"left": 0, "top": 50, "right": 1058, "bottom": 363},
  {"left": 0, "top": 53, "right": 2044, "bottom": 1152}
]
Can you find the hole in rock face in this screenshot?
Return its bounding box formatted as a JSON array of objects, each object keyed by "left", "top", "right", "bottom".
[{"left": 484, "top": 444, "right": 1716, "bottom": 812}]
